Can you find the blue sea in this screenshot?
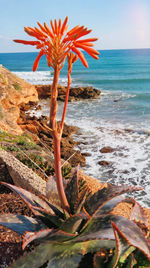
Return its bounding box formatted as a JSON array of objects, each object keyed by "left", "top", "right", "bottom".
[{"left": 0, "top": 49, "right": 150, "bottom": 207}]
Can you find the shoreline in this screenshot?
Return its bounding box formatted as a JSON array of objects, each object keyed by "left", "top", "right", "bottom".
[{"left": 24, "top": 91, "right": 150, "bottom": 209}]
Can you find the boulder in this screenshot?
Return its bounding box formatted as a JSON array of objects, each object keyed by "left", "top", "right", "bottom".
[
  {"left": 100, "top": 146, "right": 115, "bottom": 153},
  {"left": 0, "top": 149, "right": 46, "bottom": 196}
]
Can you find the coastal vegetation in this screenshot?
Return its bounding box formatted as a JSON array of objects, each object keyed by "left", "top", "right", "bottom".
[
  {"left": 0, "top": 17, "right": 149, "bottom": 267},
  {"left": 13, "top": 82, "right": 22, "bottom": 91}
]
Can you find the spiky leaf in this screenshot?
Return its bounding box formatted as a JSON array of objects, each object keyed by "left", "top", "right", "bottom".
[
  {"left": 1, "top": 182, "right": 55, "bottom": 216},
  {"left": 60, "top": 214, "right": 88, "bottom": 234},
  {"left": 76, "top": 188, "right": 89, "bottom": 214},
  {"left": 47, "top": 253, "right": 82, "bottom": 268},
  {"left": 48, "top": 240, "right": 115, "bottom": 268},
  {"left": 74, "top": 215, "right": 117, "bottom": 242},
  {"left": 97, "top": 195, "right": 127, "bottom": 215},
  {"left": 46, "top": 176, "right": 61, "bottom": 208},
  {"left": 10, "top": 242, "right": 53, "bottom": 268},
  {"left": 23, "top": 229, "right": 53, "bottom": 249},
  {"left": 111, "top": 220, "right": 150, "bottom": 261},
  {"left": 84, "top": 184, "right": 142, "bottom": 216},
  {"left": 108, "top": 224, "right": 134, "bottom": 268},
  {"left": 33, "top": 206, "right": 64, "bottom": 227},
  {"left": 0, "top": 214, "right": 45, "bottom": 235},
  {"left": 130, "top": 200, "right": 149, "bottom": 228},
  {"left": 23, "top": 228, "right": 76, "bottom": 249},
  {"left": 65, "top": 167, "right": 80, "bottom": 214}
]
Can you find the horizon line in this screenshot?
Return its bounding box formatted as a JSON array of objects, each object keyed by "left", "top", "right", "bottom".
[{"left": 0, "top": 47, "right": 150, "bottom": 54}]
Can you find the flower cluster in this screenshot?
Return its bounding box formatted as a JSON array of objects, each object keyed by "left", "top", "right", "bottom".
[{"left": 14, "top": 17, "right": 99, "bottom": 71}]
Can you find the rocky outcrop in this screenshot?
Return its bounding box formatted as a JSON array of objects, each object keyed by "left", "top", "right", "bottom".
[
  {"left": 18, "top": 109, "right": 86, "bottom": 167},
  {"left": 36, "top": 84, "right": 101, "bottom": 101},
  {"left": 0, "top": 65, "right": 38, "bottom": 135}
]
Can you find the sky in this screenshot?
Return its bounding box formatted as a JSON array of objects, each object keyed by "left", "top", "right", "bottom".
[{"left": 0, "top": 0, "right": 150, "bottom": 53}]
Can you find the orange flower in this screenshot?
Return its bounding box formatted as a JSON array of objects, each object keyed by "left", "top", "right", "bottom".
[{"left": 14, "top": 17, "right": 99, "bottom": 71}]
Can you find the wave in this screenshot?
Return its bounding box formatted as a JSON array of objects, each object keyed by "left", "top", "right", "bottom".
[
  {"left": 14, "top": 71, "right": 68, "bottom": 86},
  {"left": 30, "top": 98, "right": 150, "bottom": 208}
]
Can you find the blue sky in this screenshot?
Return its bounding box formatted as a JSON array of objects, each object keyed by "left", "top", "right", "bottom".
[{"left": 0, "top": 0, "right": 150, "bottom": 52}]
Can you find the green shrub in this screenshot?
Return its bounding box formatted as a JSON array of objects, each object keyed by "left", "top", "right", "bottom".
[{"left": 13, "top": 82, "right": 22, "bottom": 91}]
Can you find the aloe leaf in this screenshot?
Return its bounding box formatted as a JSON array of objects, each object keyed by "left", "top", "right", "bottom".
[
  {"left": 84, "top": 184, "right": 142, "bottom": 216},
  {"left": 24, "top": 229, "right": 76, "bottom": 244},
  {"left": 65, "top": 167, "right": 80, "bottom": 214},
  {"left": 111, "top": 220, "right": 150, "bottom": 261},
  {"left": 108, "top": 223, "right": 134, "bottom": 268},
  {"left": 23, "top": 228, "right": 77, "bottom": 249},
  {"left": 60, "top": 215, "right": 87, "bottom": 234},
  {"left": 1, "top": 182, "right": 54, "bottom": 216},
  {"left": 130, "top": 200, "right": 149, "bottom": 228},
  {"left": 74, "top": 215, "right": 116, "bottom": 242},
  {"left": 33, "top": 206, "right": 64, "bottom": 227},
  {"left": 48, "top": 239, "right": 114, "bottom": 268},
  {"left": 10, "top": 242, "right": 53, "bottom": 268},
  {"left": 46, "top": 176, "right": 61, "bottom": 208},
  {"left": 75, "top": 188, "right": 89, "bottom": 214},
  {"left": 47, "top": 253, "right": 82, "bottom": 268},
  {"left": 44, "top": 229, "right": 77, "bottom": 242},
  {"left": 0, "top": 214, "right": 45, "bottom": 235},
  {"left": 97, "top": 195, "right": 126, "bottom": 216},
  {"left": 22, "top": 228, "right": 53, "bottom": 249}
]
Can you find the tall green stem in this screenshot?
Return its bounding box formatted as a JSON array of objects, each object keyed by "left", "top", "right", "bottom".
[{"left": 49, "top": 66, "right": 69, "bottom": 212}]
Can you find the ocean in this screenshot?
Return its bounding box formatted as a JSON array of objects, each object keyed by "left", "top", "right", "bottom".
[{"left": 0, "top": 49, "right": 150, "bottom": 207}]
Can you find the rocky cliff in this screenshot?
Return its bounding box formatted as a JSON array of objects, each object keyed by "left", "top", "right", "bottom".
[{"left": 0, "top": 65, "right": 38, "bottom": 134}]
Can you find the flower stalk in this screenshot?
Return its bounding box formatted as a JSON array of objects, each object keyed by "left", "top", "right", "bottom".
[
  {"left": 50, "top": 65, "right": 70, "bottom": 211},
  {"left": 14, "top": 17, "right": 99, "bottom": 211}
]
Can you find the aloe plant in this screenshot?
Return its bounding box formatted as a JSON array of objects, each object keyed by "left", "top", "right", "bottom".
[
  {"left": 1, "top": 17, "right": 149, "bottom": 267},
  {"left": 0, "top": 168, "right": 149, "bottom": 267}
]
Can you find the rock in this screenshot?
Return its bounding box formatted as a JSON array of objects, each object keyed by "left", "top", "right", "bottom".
[
  {"left": 0, "top": 149, "right": 46, "bottom": 196},
  {"left": 0, "top": 65, "right": 38, "bottom": 135},
  {"left": 61, "top": 138, "right": 86, "bottom": 167},
  {"left": 100, "top": 146, "right": 115, "bottom": 153},
  {"left": 36, "top": 84, "right": 101, "bottom": 101},
  {"left": 19, "top": 101, "right": 38, "bottom": 112},
  {"left": 82, "top": 152, "right": 92, "bottom": 157},
  {"left": 122, "top": 170, "right": 129, "bottom": 174},
  {"left": 98, "top": 160, "right": 110, "bottom": 166}
]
